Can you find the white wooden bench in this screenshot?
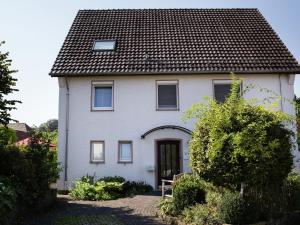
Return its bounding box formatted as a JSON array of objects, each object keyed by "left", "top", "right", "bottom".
[{"left": 161, "top": 173, "right": 185, "bottom": 198}]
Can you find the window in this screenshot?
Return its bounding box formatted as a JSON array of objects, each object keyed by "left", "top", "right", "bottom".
[
  {"left": 90, "top": 141, "right": 105, "bottom": 163},
  {"left": 156, "top": 80, "right": 179, "bottom": 110},
  {"left": 118, "top": 141, "right": 133, "bottom": 163},
  {"left": 92, "top": 81, "right": 113, "bottom": 110},
  {"left": 213, "top": 80, "right": 241, "bottom": 103},
  {"left": 93, "top": 40, "right": 116, "bottom": 51}
]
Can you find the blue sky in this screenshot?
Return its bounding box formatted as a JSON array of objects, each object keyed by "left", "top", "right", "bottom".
[{"left": 1, "top": 0, "right": 299, "bottom": 126}]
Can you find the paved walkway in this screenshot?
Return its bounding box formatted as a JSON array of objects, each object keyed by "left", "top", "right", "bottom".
[{"left": 23, "top": 193, "right": 167, "bottom": 225}]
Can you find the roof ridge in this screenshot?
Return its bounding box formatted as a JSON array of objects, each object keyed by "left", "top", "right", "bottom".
[{"left": 78, "top": 8, "right": 259, "bottom": 12}]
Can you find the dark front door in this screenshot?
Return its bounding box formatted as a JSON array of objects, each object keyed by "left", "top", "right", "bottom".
[{"left": 157, "top": 140, "right": 180, "bottom": 186}]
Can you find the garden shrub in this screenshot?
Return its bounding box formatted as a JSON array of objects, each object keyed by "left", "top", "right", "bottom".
[
  {"left": 123, "top": 181, "right": 153, "bottom": 195},
  {"left": 182, "top": 188, "right": 223, "bottom": 225},
  {"left": 0, "top": 129, "right": 60, "bottom": 222},
  {"left": 173, "top": 174, "right": 207, "bottom": 212},
  {"left": 0, "top": 178, "right": 17, "bottom": 225},
  {"left": 0, "top": 127, "right": 17, "bottom": 147},
  {"left": 182, "top": 204, "right": 221, "bottom": 225},
  {"left": 285, "top": 171, "right": 300, "bottom": 211},
  {"left": 185, "top": 76, "right": 294, "bottom": 190},
  {"left": 217, "top": 191, "right": 259, "bottom": 224},
  {"left": 70, "top": 176, "right": 152, "bottom": 201},
  {"left": 98, "top": 176, "right": 125, "bottom": 183},
  {"left": 158, "top": 198, "right": 177, "bottom": 216}
]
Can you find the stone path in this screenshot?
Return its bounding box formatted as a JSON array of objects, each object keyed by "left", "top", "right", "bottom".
[{"left": 23, "top": 193, "right": 167, "bottom": 225}]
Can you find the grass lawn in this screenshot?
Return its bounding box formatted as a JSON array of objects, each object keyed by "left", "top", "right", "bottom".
[{"left": 55, "top": 215, "right": 123, "bottom": 225}]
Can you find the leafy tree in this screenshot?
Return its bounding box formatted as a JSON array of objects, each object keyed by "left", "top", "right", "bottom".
[
  {"left": 184, "top": 76, "right": 294, "bottom": 191},
  {"left": 295, "top": 97, "right": 300, "bottom": 147},
  {"left": 0, "top": 41, "right": 20, "bottom": 125},
  {"left": 0, "top": 127, "right": 17, "bottom": 147},
  {"left": 38, "top": 119, "right": 58, "bottom": 132}
]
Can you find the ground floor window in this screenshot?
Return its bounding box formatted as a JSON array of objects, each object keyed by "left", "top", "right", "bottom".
[
  {"left": 90, "top": 141, "right": 105, "bottom": 163},
  {"left": 118, "top": 141, "right": 133, "bottom": 163}
]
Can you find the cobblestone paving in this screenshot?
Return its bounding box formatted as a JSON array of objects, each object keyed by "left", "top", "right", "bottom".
[{"left": 23, "top": 193, "right": 167, "bottom": 225}]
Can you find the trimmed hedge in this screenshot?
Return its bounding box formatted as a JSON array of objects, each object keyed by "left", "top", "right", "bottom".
[{"left": 173, "top": 174, "right": 207, "bottom": 213}]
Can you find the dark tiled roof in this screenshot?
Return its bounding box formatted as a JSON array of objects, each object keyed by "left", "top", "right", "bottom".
[{"left": 50, "top": 9, "right": 300, "bottom": 76}]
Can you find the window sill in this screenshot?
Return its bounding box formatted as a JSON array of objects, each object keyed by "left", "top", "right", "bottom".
[
  {"left": 118, "top": 161, "right": 133, "bottom": 164},
  {"left": 91, "top": 108, "right": 114, "bottom": 112},
  {"left": 90, "top": 161, "right": 105, "bottom": 164},
  {"left": 156, "top": 108, "right": 180, "bottom": 111}
]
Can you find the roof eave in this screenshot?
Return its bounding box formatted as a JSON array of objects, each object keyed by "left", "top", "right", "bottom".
[{"left": 49, "top": 70, "right": 300, "bottom": 77}]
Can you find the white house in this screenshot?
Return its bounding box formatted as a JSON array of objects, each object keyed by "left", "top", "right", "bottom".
[{"left": 50, "top": 9, "right": 300, "bottom": 190}]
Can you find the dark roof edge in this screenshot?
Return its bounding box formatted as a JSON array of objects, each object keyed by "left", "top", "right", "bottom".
[
  {"left": 49, "top": 70, "right": 299, "bottom": 77},
  {"left": 78, "top": 8, "right": 259, "bottom": 11}
]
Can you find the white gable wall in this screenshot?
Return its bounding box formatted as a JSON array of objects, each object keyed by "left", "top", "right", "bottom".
[{"left": 57, "top": 74, "right": 299, "bottom": 190}]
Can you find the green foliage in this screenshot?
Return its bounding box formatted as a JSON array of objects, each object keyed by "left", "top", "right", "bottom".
[
  {"left": 158, "top": 198, "right": 177, "bottom": 216},
  {"left": 245, "top": 172, "right": 300, "bottom": 220},
  {"left": 217, "top": 192, "right": 259, "bottom": 224},
  {"left": 55, "top": 215, "right": 123, "bottom": 225},
  {"left": 295, "top": 97, "right": 300, "bottom": 148},
  {"left": 0, "top": 129, "right": 60, "bottom": 222},
  {"left": 173, "top": 174, "right": 207, "bottom": 213},
  {"left": 98, "top": 176, "right": 125, "bottom": 183},
  {"left": 0, "top": 178, "right": 17, "bottom": 225},
  {"left": 123, "top": 181, "right": 153, "bottom": 195},
  {"left": 0, "top": 41, "right": 21, "bottom": 125},
  {"left": 181, "top": 186, "right": 223, "bottom": 225},
  {"left": 285, "top": 172, "right": 300, "bottom": 211},
  {"left": 38, "top": 119, "right": 58, "bottom": 132},
  {"left": 70, "top": 176, "right": 152, "bottom": 201},
  {"left": 186, "top": 76, "right": 294, "bottom": 189},
  {"left": 182, "top": 203, "right": 221, "bottom": 225},
  {"left": 0, "top": 127, "right": 17, "bottom": 147}
]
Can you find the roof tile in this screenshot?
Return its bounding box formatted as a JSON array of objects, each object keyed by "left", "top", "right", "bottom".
[{"left": 50, "top": 9, "right": 300, "bottom": 76}]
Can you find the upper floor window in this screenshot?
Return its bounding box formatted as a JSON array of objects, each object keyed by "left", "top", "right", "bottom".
[
  {"left": 213, "top": 80, "right": 241, "bottom": 103},
  {"left": 156, "top": 80, "right": 179, "bottom": 110},
  {"left": 93, "top": 40, "right": 116, "bottom": 51},
  {"left": 92, "top": 81, "right": 114, "bottom": 111}
]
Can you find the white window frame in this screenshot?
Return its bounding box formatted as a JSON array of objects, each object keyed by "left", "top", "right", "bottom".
[
  {"left": 93, "top": 40, "right": 116, "bottom": 51},
  {"left": 90, "top": 141, "right": 105, "bottom": 163},
  {"left": 118, "top": 141, "right": 133, "bottom": 163},
  {"left": 91, "top": 81, "right": 114, "bottom": 111},
  {"left": 156, "top": 80, "right": 179, "bottom": 111},
  {"left": 212, "top": 79, "right": 242, "bottom": 102}
]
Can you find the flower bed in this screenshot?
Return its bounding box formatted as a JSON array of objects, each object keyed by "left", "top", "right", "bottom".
[{"left": 69, "top": 175, "right": 153, "bottom": 201}]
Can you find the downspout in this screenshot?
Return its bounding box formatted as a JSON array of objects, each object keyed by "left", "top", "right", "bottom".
[
  {"left": 64, "top": 78, "right": 70, "bottom": 187},
  {"left": 279, "top": 74, "right": 283, "bottom": 111}
]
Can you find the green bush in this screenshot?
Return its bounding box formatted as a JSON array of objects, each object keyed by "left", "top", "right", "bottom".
[
  {"left": 185, "top": 76, "right": 293, "bottom": 190},
  {"left": 182, "top": 188, "right": 223, "bottom": 225},
  {"left": 123, "top": 181, "right": 153, "bottom": 195},
  {"left": 0, "top": 129, "right": 60, "bottom": 222},
  {"left": 242, "top": 172, "right": 300, "bottom": 220},
  {"left": 285, "top": 171, "right": 300, "bottom": 211},
  {"left": 0, "top": 178, "right": 17, "bottom": 225},
  {"left": 217, "top": 192, "right": 259, "bottom": 224},
  {"left": 182, "top": 204, "right": 221, "bottom": 225},
  {"left": 0, "top": 127, "right": 17, "bottom": 147},
  {"left": 98, "top": 176, "right": 125, "bottom": 183},
  {"left": 173, "top": 174, "right": 207, "bottom": 212},
  {"left": 158, "top": 198, "right": 177, "bottom": 216},
  {"left": 70, "top": 176, "right": 152, "bottom": 201}
]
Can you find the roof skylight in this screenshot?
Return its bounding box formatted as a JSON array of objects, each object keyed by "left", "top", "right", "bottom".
[{"left": 93, "top": 40, "right": 116, "bottom": 51}]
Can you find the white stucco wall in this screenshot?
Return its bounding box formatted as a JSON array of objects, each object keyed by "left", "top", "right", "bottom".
[{"left": 57, "top": 74, "right": 299, "bottom": 190}]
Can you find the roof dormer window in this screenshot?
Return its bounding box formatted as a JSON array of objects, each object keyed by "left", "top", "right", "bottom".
[{"left": 93, "top": 40, "right": 116, "bottom": 51}]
